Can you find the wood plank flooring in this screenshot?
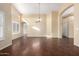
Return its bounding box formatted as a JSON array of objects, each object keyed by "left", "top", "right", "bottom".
[{"left": 0, "top": 36, "right": 79, "bottom": 56}]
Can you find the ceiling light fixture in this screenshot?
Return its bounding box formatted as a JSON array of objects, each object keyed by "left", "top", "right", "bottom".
[{"left": 36, "top": 3, "right": 41, "bottom": 23}]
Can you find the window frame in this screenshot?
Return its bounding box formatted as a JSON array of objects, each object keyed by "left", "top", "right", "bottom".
[
  {"left": 12, "top": 21, "right": 20, "bottom": 34},
  {"left": 0, "top": 11, "right": 5, "bottom": 41}
]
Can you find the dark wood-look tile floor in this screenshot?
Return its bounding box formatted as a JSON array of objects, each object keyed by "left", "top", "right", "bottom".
[{"left": 0, "top": 36, "right": 79, "bottom": 56}]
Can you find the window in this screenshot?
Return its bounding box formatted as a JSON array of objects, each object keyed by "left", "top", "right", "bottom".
[
  {"left": 12, "top": 21, "right": 20, "bottom": 34},
  {"left": 0, "top": 12, "right": 4, "bottom": 40}
]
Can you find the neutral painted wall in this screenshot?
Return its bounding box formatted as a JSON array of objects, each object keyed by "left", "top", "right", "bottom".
[
  {"left": 46, "top": 11, "right": 59, "bottom": 38},
  {"left": 23, "top": 12, "right": 59, "bottom": 38},
  {"left": 74, "top": 4, "right": 79, "bottom": 47},
  {"left": 11, "top": 5, "right": 22, "bottom": 40},
  {"left": 46, "top": 12, "right": 53, "bottom": 38},
  {"left": 52, "top": 11, "right": 59, "bottom": 38},
  {"left": 0, "top": 4, "right": 12, "bottom": 50},
  {"left": 22, "top": 14, "right": 46, "bottom": 37}
]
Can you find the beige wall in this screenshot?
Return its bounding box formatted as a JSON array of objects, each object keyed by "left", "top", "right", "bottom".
[
  {"left": 23, "top": 11, "right": 59, "bottom": 38},
  {"left": 11, "top": 5, "right": 22, "bottom": 40},
  {"left": 46, "top": 11, "right": 59, "bottom": 38},
  {"left": 22, "top": 14, "right": 46, "bottom": 37},
  {"left": 46, "top": 12, "right": 53, "bottom": 38},
  {"left": 52, "top": 11, "right": 59, "bottom": 38},
  {"left": 0, "top": 4, "right": 12, "bottom": 50},
  {"left": 74, "top": 4, "right": 79, "bottom": 46}
]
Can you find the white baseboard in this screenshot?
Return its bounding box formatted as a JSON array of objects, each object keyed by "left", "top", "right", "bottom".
[
  {"left": 27, "top": 35, "right": 58, "bottom": 38},
  {"left": 46, "top": 35, "right": 53, "bottom": 38},
  {"left": 0, "top": 43, "right": 12, "bottom": 50},
  {"left": 12, "top": 35, "right": 23, "bottom": 40},
  {"left": 74, "top": 43, "right": 79, "bottom": 47},
  {"left": 27, "top": 35, "right": 46, "bottom": 37}
]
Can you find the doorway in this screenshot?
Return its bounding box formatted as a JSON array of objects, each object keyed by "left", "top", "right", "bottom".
[
  {"left": 62, "top": 15, "right": 74, "bottom": 39},
  {"left": 61, "top": 5, "right": 74, "bottom": 39}
]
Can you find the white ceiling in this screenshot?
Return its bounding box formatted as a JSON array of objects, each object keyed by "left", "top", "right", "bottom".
[{"left": 13, "top": 3, "right": 62, "bottom": 14}]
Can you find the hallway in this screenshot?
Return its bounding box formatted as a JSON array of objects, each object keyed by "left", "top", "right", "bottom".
[{"left": 1, "top": 37, "right": 79, "bottom": 56}]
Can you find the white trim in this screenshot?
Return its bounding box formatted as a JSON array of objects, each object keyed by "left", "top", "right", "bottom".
[
  {"left": 0, "top": 11, "right": 5, "bottom": 41},
  {"left": 27, "top": 35, "right": 46, "bottom": 37},
  {"left": 27, "top": 35, "right": 53, "bottom": 38},
  {"left": 27, "top": 35, "right": 62, "bottom": 39},
  {"left": 0, "top": 38, "right": 4, "bottom": 42},
  {"left": 12, "top": 34, "right": 22, "bottom": 40},
  {"left": 12, "top": 21, "right": 20, "bottom": 34},
  {"left": 74, "top": 44, "right": 79, "bottom": 47},
  {"left": 46, "top": 35, "right": 53, "bottom": 38},
  {"left": 0, "top": 43, "right": 12, "bottom": 50}
]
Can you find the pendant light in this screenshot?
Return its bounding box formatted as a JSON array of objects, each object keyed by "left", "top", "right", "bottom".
[{"left": 36, "top": 3, "right": 41, "bottom": 23}]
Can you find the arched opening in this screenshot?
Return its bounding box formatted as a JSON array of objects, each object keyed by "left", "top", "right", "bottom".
[{"left": 61, "top": 5, "right": 74, "bottom": 40}]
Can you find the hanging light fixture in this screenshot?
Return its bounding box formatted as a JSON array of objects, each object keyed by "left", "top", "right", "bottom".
[{"left": 36, "top": 3, "right": 41, "bottom": 23}]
